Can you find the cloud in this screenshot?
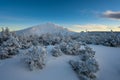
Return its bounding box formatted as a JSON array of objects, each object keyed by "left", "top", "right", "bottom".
[
  {"left": 68, "top": 24, "right": 120, "bottom": 32},
  {"left": 102, "top": 10, "right": 120, "bottom": 20}
]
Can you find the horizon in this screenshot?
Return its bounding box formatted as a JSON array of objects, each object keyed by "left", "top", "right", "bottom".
[
  {"left": 0, "top": 22, "right": 120, "bottom": 33},
  {"left": 0, "top": 0, "right": 120, "bottom": 32}
]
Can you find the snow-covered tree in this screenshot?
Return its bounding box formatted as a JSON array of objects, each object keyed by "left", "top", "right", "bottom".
[
  {"left": 25, "top": 46, "right": 47, "bottom": 71},
  {"left": 0, "top": 28, "right": 21, "bottom": 59},
  {"left": 0, "top": 33, "right": 20, "bottom": 58},
  {"left": 0, "top": 27, "right": 11, "bottom": 43},
  {"left": 18, "top": 33, "right": 32, "bottom": 49},
  {"left": 51, "top": 45, "right": 63, "bottom": 57},
  {"left": 60, "top": 41, "right": 81, "bottom": 55},
  {"left": 0, "top": 47, "right": 10, "bottom": 59},
  {"left": 69, "top": 45, "right": 99, "bottom": 80},
  {"left": 79, "top": 46, "right": 95, "bottom": 61},
  {"left": 75, "top": 31, "right": 120, "bottom": 47}
]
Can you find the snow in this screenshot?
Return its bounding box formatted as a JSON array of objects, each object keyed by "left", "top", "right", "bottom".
[
  {"left": 90, "top": 45, "right": 120, "bottom": 80},
  {"left": 0, "top": 45, "right": 120, "bottom": 80},
  {"left": 0, "top": 54, "right": 79, "bottom": 80},
  {"left": 17, "top": 23, "right": 72, "bottom": 36}
]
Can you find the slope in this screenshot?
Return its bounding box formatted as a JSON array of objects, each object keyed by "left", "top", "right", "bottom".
[{"left": 17, "top": 23, "right": 72, "bottom": 36}]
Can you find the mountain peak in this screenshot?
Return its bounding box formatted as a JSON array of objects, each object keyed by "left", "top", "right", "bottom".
[{"left": 17, "top": 23, "right": 72, "bottom": 36}]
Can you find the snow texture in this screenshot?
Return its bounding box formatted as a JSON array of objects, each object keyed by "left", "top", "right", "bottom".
[
  {"left": 90, "top": 45, "right": 120, "bottom": 80},
  {"left": 0, "top": 55, "right": 79, "bottom": 80},
  {"left": 0, "top": 45, "right": 120, "bottom": 80},
  {"left": 17, "top": 23, "right": 72, "bottom": 36}
]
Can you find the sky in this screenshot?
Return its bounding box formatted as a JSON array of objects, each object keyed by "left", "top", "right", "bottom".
[{"left": 0, "top": 0, "right": 120, "bottom": 31}]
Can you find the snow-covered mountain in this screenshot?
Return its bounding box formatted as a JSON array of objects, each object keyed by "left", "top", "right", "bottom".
[{"left": 17, "top": 23, "right": 73, "bottom": 36}]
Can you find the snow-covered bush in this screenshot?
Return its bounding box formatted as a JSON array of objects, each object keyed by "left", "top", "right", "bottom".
[
  {"left": 51, "top": 45, "right": 63, "bottom": 57},
  {"left": 0, "top": 27, "right": 11, "bottom": 42},
  {"left": 0, "top": 32, "right": 20, "bottom": 59},
  {"left": 25, "top": 46, "right": 47, "bottom": 71},
  {"left": 18, "top": 34, "right": 31, "bottom": 49},
  {"left": 38, "top": 33, "right": 55, "bottom": 46},
  {"left": 60, "top": 41, "right": 81, "bottom": 55},
  {"left": 0, "top": 47, "right": 10, "bottom": 59},
  {"left": 38, "top": 33, "right": 62, "bottom": 46},
  {"left": 79, "top": 46, "right": 95, "bottom": 61},
  {"left": 75, "top": 31, "right": 120, "bottom": 47},
  {"left": 69, "top": 45, "right": 99, "bottom": 80},
  {"left": 28, "top": 35, "right": 40, "bottom": 46},
  {"left": 59, "top": 42, "right": 67, "bottom": 53}
]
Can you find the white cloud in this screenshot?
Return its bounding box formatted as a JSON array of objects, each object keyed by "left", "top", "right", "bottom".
[{"left": 68, "top": 24, "right": 120, "bottom": 32}]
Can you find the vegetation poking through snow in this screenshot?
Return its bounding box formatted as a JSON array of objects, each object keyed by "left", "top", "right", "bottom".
[
  {"left": 59, "top": 41, "right": 82, "bottom": 55},
  {"left": 72, "top": 31, "right": 120, "bottom": 47},
  {"left": 0, "top": 28, "right": 20, "bottom": 59},
  {"left": 51, "top": 45, "right": 63, "bottom": 57},
  {"left": 69, "top": 45, "right": 99, "bottom": 80},
  {"left": 0, "top": 27, "right": 99, "bottom": 80},
  {"left": 24, "top": 46, "right": 47, "bottom": 71}
]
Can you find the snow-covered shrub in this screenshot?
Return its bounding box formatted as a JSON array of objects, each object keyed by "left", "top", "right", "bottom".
[
  {"left": 38, "top": 33, "right": 62, "bottom": 46},
  {"left": 18, "top": 34, "right": 32, "bottom": 49},
  {"left": 76, "top": 31, "right": 120, "bottom": 47},
  {"left": 69, "top": 45, "right": 99, "bottom": 80},
  {"left": 51, "top": 45, "right": 63, "bottom": 57},
  {"left": 63, "top": 35, "right": 72, "bottom": 43},
  {"left": 25, "top": 46, "right": 47, "bottom": 71},
  {"left": 0, "top": 33, "right": 20, "bottom": 59},
  {"left": 0, "top": 27, "right": 11, "bottom": 42},
  {"left": 28, "top": 35, "right": 40, "bottom": 46},
  {"left": 0, "top": 47, "right": 10, "bottom": 59},
  {"left": 38, "top": 33, "right": 54, "bottom": 46},
  {"left": 51, "top": 36, "right": 61, "bottom": 45},
  {"left": 3, "top": 34, "right": 20, "bottom": 53},
  {"left": 79, "top": 46, "right": 95, "bottom": 61},
  {"left": 59, "top": 42, "right": 67, "bottom": 53},
  {"left": 60, "top": 41, "right": 81, "bottom": 55}
]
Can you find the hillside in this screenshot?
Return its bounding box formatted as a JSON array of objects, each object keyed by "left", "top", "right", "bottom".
[{"left": 17, "top": 23, "right": 72, "bottom": 36}]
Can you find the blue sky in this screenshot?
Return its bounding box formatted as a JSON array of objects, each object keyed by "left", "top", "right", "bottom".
[{"left": 0, "top": 0, "right": 120, "bottom": 31}]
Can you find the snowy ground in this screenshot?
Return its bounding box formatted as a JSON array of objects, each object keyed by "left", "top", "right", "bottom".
[
  {"left": 90, "top": 45, "right": 120, "bottom": 80},
  {"left": 0, "top": 54, "right": 79, "bottom": 80},
  {"left": 0, "top": 45, "right": 120, "bottom": 80}
]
